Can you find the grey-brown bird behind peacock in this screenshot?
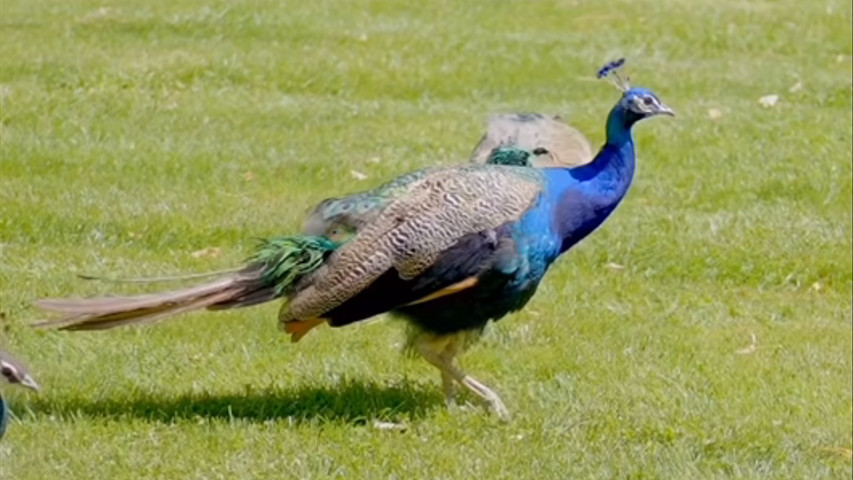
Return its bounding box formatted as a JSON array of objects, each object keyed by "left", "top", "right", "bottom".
[{"left": 469, "top": 113, "right": 593, "bottom": 167}]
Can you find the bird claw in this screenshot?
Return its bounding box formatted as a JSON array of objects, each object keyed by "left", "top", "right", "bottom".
[
  {"left": 483, "top": 392, "right": 510, "bottom": 421},
  {"left": 457, "top": 374, "right": 510, "bottom": 421}
]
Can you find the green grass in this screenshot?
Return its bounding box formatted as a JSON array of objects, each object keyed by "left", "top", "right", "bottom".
[{"left": 1, "top": 0, "right": 851, "bottom": 478}]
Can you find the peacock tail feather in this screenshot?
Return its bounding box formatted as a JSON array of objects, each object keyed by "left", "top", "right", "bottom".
[
  {"left": 249, "top": 236, "right": 339, "bottom": 297},
  {"left": 35, "top": 234, "right": 342, "bottom": 329}
]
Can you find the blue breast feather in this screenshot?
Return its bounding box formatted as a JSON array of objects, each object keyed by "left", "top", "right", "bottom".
[{"left": 509, "top": 137, "right": 636, "bottom": 282}]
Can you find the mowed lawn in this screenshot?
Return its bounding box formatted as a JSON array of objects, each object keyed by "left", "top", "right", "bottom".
[{"left": 1, "top": 0, "right": 851, "bottom": 478}]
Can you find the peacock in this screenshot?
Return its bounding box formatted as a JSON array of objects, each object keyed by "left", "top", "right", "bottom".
[
  {"left": 1, "top": 351, "right": 40, "bottom": 439},
  {"left": 34, "top": 60, "right": 672, "bottom": 419}
]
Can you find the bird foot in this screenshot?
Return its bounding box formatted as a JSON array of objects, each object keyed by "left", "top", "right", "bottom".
[
  {"left": 459, "top": 375, "right": 510, "bottom": 421},
  {"left": 447, "top": 396, "right": 509, "bottom": 421},
  {"left": 482, "top": 392, "right": 510, "bottom": 421}
]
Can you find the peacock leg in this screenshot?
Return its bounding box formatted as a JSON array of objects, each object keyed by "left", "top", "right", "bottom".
[
  {"left": 416, "top": 335, "right": 509, "bottom": 420},
  {"left": 455, "top": 375, "right": 509, "bottom": 420},
  {"left": 440, "top": 371, "right": 456, "bottom": 406},
  {"left": 438, "top": 336, "right": 462, "bottom": 406}
]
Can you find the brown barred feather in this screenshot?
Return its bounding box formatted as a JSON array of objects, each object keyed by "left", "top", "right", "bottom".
[{"left": 279, "top": 166, "right": 542, "bottom": 325}]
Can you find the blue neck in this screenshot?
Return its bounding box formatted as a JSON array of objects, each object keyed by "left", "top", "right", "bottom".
[
  {"left": 540, "top": 104, "right": 639, "bottom": 255},
  {"left": 569, "top": 105, "right": 637, "bottom": 193},
  {"left": 604, "top": 104, "right": 642, "bottom": 146}
]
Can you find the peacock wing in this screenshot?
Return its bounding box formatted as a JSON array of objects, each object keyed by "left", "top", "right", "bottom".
[
  {"left": 281, "top": 165, "right": 545, "bottom": 324},
  {"left": 301, "top": 169, "right": 432, "bottom": 241},
  {"left": 470, "top": 113, "right": 593, "bottom": 167}
]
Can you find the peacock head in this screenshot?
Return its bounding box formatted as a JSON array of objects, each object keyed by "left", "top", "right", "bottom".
[
  {"left": 0, "top": 352, "right": 40, "bottom": 392},
  {"left": 598, "top": 59, "right": 674, "bottom": 128},
  {"left": 619, "top": 87, "right": 674, "bottom": 119}
]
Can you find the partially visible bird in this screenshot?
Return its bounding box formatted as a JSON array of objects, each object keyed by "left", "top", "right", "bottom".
[
  {"left": 1, "top": 350, "right": 40, "bottom": 439},
  {"left": 34, "top": 60, "right": 672, "bottom": 419},
  {"left": 0, "top": 352, "right": 39, "bottom": 392},
  {"left": 469, "top": 113, "right": 594, "bottom": 167}
]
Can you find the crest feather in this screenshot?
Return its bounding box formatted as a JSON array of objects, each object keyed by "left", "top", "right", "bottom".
[{"left": 597, "top": 58, "right": 630, "bottom": 92}]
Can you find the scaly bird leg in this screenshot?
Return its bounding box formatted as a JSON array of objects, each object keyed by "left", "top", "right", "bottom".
[
  {"left": 440, "top": 371, "right": 456, "bottom": 406},
  {"left": 439, "top": 338, "right": 461, "bottom": 406},
  {"left": 416, "top": 335, "right": 509, "bottom": 420}
]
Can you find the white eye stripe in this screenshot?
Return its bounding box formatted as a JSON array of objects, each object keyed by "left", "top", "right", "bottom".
[{"left": 630, "top": 95, "right": 659, "bottom": 112}]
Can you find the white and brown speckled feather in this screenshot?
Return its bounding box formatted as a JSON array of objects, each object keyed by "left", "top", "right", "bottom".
[{"left": 279, "top": 166, "right": 543, "bottom": 324}]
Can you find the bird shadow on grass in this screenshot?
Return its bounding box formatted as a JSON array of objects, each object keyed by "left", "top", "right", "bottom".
[{"left": 29, "top": 379, "right": 444, "bottom": 425}]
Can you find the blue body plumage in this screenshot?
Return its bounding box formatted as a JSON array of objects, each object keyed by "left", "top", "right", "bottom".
[{"left": 0, "top": 395, "right": 8, "bottom": 439}]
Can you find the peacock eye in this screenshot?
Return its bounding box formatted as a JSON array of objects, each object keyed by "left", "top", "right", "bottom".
[
  {"left": 643, "top": 96, "right": 655, "bottom": 106},
  {"left": 532, "top": 148, "right": 549, "bottom": 155}
]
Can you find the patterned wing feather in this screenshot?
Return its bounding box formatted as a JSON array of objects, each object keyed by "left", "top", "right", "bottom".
[
  {"left": 281, "top": 166, "right": 544, "bottom": 323},
  {"left": 302, "top": 170, "right": 430, "bottom": 240}
]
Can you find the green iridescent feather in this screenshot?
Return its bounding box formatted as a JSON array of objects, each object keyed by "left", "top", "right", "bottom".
[
  {"left": 249, "top": 236, "right": 339, "bottom": 296},
  {"left": 484, "top": 146, "right": 534, "bottom": 166}
]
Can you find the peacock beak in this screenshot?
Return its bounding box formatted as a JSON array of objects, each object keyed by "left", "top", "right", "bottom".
[
  {"left": 19, "top": 374, "right": 40, "bottom": 392},
  {"left": 656, "top": 102, "right": 675, "bottom": 117}
]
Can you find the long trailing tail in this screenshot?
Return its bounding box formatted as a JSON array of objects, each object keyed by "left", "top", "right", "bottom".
[{"left": 33, "top": 236, "right": 337, "bottom": 331}]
